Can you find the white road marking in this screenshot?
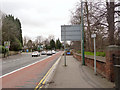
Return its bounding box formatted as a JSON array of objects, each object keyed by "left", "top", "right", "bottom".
[
  {"left": 3, "top": 62, "right": 6, "bottom": 64},
  {"left": 15, "top": 59, "right": 20, "bottom": 61},
  {"left": 16, "top": 59, "right": 19, "bottom": 60},
  {"left": 3, "top": 60, "right": 17, "bottom": 63},
  {"left": 0, "top": 56, "right": 51, "bottom": 78},
  {"left": 13, "top": 60, "right": 17, "bottom": 61}
]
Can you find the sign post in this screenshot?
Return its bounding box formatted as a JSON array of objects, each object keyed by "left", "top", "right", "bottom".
[
  {"left": 61, "top": 25, "right": 81, "bottom": 66},
  {"left": 64, "top": 25, "right": 66, "bottom": 66},
  {"left": 91, "top": 34, "right": 96, "bottom": 74},
  {"left": 4, "top": 41, "right": 10, "bottom": 56}
]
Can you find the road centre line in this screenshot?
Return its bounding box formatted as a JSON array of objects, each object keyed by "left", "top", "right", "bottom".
[
  {"left": 0, "top": 56, "right": 51, "bottom": 78},
  {"left": 13, "top": 60, "right": 17, "bottom": 61},
  {"left": 13, "top": 59, "right": 20, "bottom": 61},
  {"left": 16, "top": 59, "right": 20, "bottom": 61},
  {"left": 3, "top": 59, "right": 19, "bottom": 63},
  {"left": 3, "top": 62, "right": 6, "bottom": 64}
]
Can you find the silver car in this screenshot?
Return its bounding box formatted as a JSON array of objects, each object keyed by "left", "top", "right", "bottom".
[
  {"left": 46, "top": 51, "right": 52, "bottom": 55},
  {"left": 41, "top": 51, "right": 47, "bottom": 55},
  {"left": 32, "top": 51, "right": 40, "bottom": 57},
  {"left": 52, "top": 50, "right": 56, "bottom": 54}
]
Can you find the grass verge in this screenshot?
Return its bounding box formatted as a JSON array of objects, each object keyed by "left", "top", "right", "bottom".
[{"left": 77, "top": 51, "right": 105, "bottom": 57}]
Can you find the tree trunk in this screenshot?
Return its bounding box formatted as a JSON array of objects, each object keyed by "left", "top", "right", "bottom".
[
  {"left": 106, "top": 1, "right": 115, "bottom": 45},
  {"left": 85, "top": 2, "right": 93, "bottom": 51},
  {"left": 117, "top": 26, "right": 120, "bottom": 45}
]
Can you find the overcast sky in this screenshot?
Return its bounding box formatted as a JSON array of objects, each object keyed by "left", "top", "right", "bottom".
[{"left": 0, "top": 0, "right": 80, "bottom": 41}]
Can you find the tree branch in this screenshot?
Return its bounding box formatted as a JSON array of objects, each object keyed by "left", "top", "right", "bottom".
[
  {"left": 114, "top": 3, "right": 120, "bottom": 8},
  {"left": 115, "top": 11, "right": 120, "bottom": 16},
  {"left": 114, "top": 21, "right": 120, "bottom": 23}
]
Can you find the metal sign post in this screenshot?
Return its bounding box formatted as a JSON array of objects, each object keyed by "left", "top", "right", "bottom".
[
  {"left": 4, "top": 41, "right": 10, "bottom": 56},
  {"left": 64, "top": 25, "right": 66, "bottom": 66},
  {"left": 91, "top": 34, "right": 96, "bottom": 74},
  {"left": 61, "top": 25, "right": 81, "bottom": 66}
]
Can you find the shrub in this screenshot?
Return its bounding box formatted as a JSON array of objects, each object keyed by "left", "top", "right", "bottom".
[{"left": 10, "top": 38, "right": 22, "bottom": 51}]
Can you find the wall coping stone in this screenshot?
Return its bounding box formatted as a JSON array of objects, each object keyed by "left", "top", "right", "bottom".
[
  {"left": 106, "top": 45, "right": 120, "bottom": 51},
  {"left": 73, "top": 52, "right": 106, "bottom": 63}
]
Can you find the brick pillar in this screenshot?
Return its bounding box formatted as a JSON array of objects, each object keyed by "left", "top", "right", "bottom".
[{"left": 105, "top": 45, "right": 120, "bottom": 82}]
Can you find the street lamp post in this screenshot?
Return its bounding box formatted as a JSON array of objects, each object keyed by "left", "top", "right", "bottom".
[{"left": 81, "top": 0, "right": 85, "bottom": 65}]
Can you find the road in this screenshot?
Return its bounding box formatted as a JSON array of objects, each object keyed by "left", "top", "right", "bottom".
[
  {"left": 1, "top": 51, "right": 62, "bottom": 88},
  {"left": 1, "top": 53, "right": 48, "bottom": 75}
]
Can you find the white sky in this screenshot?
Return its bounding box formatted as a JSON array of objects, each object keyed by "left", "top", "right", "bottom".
[{"left": 0, "top": 0, "right": 80, "bottom": 41}]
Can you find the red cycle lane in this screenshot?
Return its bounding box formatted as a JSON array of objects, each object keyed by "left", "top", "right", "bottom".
[{"left": 1, "top": 51, "right": 63, "bottom": 88}]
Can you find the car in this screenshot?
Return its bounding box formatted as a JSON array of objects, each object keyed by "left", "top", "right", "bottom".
[
  {"left": 46, "top": 51, "right": 52, "bottom": 55},
  {"left": 52, "top": 50, "right": 56, "bottom": 54},
  {"left": 32, "top": 51, "right": 40, "bottom": 57},
  {"left": 41, "top": 51, "right": 47, "bottom": 55}
]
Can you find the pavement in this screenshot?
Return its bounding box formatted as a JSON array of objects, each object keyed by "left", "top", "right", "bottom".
[{"left": 48, "top": 55, "right": 115, "bottom": 88}]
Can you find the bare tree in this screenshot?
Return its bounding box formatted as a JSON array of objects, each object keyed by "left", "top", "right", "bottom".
[
  {"left": 106, "top": 0, "right": 120, "bottom": 45},
  {"left": 106, "top": 0, "right": 115, "bottom": 45},
  {"left": 36, "top": 36, "right": 43, "bottom": 45},
  {"left": 70, "top": 2, "right": 107, "bottom": 51},
  {"left": 48, "top": 34, "right": 55, "bottom": 42},
  {"left": 70, "top": 1, "right": 120, "bottom": 52},
  {"left": 85, "top": 1, "right": 92, "bottom": 51},
  {"left": 23, "top": 36, "right": 30, "bottom": 46},
  {"left": 27, "top": 40, "right": 33, "bottom": 50}
]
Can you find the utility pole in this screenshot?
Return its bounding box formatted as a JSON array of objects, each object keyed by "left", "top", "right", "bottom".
[{"left": 81, "top": 0, "right": 85, "bottom": 65}]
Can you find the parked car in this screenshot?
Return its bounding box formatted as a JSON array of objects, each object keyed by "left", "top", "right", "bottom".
[
  {"left": 41, "top": 51, "right": 47, "bottom": 55},
  {"left": 32, "top": 51, "right": 40, "bottom": 57},
  {"left": 52, "top": 50, "right": 56, "bottom": 54},
  {"left": 46, "top": 51, "right": 52, "bottom": 55}
]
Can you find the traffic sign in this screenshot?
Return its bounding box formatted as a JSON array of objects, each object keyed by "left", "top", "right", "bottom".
[
  {"left": 61, "top": 24, "right": 81, "bottom": 41},
  {"left": 4, "top": 41, "right": 10, "bottom": 48}
]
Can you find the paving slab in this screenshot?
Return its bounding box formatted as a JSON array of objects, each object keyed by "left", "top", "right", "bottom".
[{"left": 48, "top": 56, "right": 114, "bottom": 88}]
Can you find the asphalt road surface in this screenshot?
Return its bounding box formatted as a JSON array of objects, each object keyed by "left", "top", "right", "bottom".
[
  {"left": 1, "top": 51, "right": 62, "bottom": 88},
  {"left": 1, "top": 53, "right": 48, "bottom": 75}
]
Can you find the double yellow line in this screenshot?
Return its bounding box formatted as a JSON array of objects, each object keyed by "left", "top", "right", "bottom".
[{"left": 34, "top": 55, "right": 62, "bottom": 90}]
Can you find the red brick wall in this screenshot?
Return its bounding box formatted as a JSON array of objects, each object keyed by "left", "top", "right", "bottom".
[
  {"left": 105, "top": 49, "right": 120, "bottom": 81},
  {"left": 73, "top": 45, "right": 120, "bottom": 82},
  {"left": 73, "top": 53, "right": 106, "bottom": 78}
]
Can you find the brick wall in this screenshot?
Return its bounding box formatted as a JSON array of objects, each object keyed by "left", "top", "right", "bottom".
[
  {"left": 73, "top": 45, "right": 120, "bottom": 82},
  {"left": 73, "top": 53, "right": 106, "bottom": 78},
  {"left": 105, "top": 45, "right": 120, "bottom": 82}
]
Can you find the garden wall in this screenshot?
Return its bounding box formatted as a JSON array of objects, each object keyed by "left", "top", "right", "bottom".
[
  {"left": 73, "top": 53, "right": 106, "bottom": 78},
  {"left": 73, "top": 45, "right": 120, "bottom": 82}
]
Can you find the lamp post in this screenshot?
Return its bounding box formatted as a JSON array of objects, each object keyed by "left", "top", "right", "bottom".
[{"left": 81, "top": 0, "right": 85, "bottom": 65}]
